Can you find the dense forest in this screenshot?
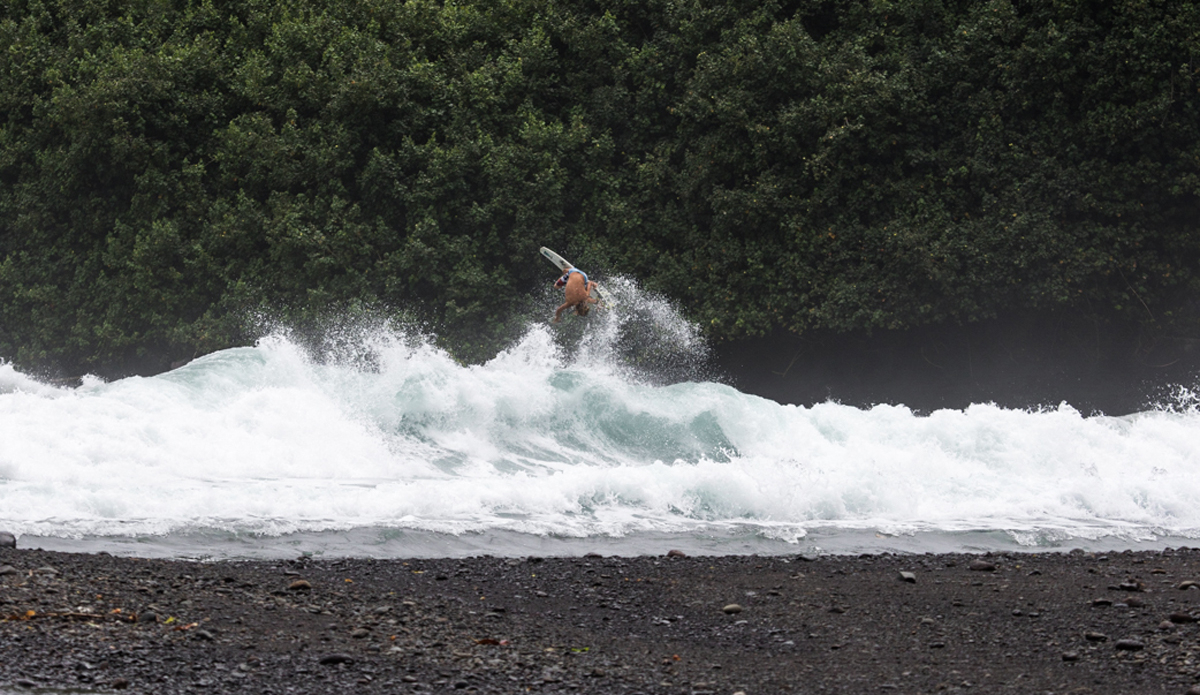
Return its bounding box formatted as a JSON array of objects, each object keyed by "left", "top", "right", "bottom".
[{"left": 1, "top": 0, "right": 1197, "bottom": 377}]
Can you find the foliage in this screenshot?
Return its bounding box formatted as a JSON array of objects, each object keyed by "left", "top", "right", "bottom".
[{"left": 0, "top": 0, "right": 1197, "bottom": 374}]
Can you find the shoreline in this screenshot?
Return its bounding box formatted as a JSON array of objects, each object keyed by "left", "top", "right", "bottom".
[
  {"left": 11, "top": 527, "right": 1200, "bottom": 562},
  {"left": 3, "top": 547, "right": 1200, "bottom": 694}
]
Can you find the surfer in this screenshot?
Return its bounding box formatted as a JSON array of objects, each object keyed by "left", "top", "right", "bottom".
[{"left": 552, "top": 267, "right": 598, "bottom": 323}]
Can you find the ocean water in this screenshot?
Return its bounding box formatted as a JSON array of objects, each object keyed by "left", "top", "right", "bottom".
[{"left": 2, "top": 280, "right": 1199, "bottom": 560}]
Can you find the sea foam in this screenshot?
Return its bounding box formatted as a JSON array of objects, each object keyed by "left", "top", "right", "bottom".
[{"left": 1, "top": 280, "right": 1198, "bottom": 557}]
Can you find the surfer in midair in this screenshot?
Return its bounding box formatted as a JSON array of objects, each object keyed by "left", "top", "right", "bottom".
[{"left": 552, "top": 267, "right": 599, "bottom": 323}]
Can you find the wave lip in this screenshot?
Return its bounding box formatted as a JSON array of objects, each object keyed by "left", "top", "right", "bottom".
[{"left": 2, "top": 301, "right": 1200, "bottom": 555}]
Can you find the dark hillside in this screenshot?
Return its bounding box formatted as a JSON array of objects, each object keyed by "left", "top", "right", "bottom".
[{"left": 0, "top": 0, "right": 1197, "bottom": 387}]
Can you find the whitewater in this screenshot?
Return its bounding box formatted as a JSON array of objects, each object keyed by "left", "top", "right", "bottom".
[{"left": 2, "top": 279, "right": 1199, "bottom": 559}]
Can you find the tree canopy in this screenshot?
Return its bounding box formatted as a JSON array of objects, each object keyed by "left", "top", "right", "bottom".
[{"left": 1, "top": 0, "right": 1197, "bottom": 375}]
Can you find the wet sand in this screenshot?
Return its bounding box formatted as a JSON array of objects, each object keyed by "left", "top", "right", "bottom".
[{"left": 3, "top": 546, "right": 1200, "bottom": 694}]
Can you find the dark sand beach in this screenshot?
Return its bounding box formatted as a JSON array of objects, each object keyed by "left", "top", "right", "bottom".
[{"left": 3, "top": 546, "right": 1200, "bottom": 694}]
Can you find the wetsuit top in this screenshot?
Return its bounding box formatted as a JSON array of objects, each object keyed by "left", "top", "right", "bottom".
[{"left": 556, "top": 268, "right": 588, "bottom": 287}]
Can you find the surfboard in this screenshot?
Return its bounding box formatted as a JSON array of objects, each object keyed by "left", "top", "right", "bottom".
[{"left": 540, "top": 247, "right": 612, "bottom": 309}]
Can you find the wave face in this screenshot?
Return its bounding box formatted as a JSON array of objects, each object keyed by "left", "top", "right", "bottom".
[{"left": 2, "top": 281, "right": 1200, "bottom": 556}]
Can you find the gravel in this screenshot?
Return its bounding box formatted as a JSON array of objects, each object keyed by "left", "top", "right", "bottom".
[{"left": 2, "top": 547, "right": 1200, "bottom": 693}]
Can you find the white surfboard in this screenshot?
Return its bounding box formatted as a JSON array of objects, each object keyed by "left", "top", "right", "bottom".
[{"left": 540, "top": 247, "right": 612, "bottom": 309}]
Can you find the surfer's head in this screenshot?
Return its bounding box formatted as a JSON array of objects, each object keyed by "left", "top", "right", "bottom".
[{"left": 575, "top": 304, "right": 591, "bottom": 317}]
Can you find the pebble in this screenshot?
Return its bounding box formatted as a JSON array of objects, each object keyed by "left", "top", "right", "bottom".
[
  {"left": 0, "top": 531, "right": 15, "bottom": 548},
  {"left": 666, "top": 549, "right": 688, "bottom": 558},
  {"left": 351, "top": 628, "right": 370, "bottom": 638},
  {"left": 1187, "top": 687, "right": 1200, "bottom": 695},
  {"left": 1084, "top": 631, "right": 1108, "bottom": 642},
  {"left": 898, "top": 571, "right": 916, "bottom": 583},
  {"left": 1177, "top": 580, "right": 1199, "bottom": 590},
  {"left": 318, "top": 653, "right": 354, "bottom": 665},
  {"left": 33, "top": 566, "right": 59, "bottom": 576},
  {"left": 0, "top": 565, "right": 19, "bottom": 576},
  {"left": 1061, "top": 651, "right": 1079, "bottom": 662},
  {"left": 1113, "top": 639, "right": 1144, "bottom": 651},
  {"left": 968, "top": 560, "right": 996, "bottom": 572},
  {"left": 1091, "top": 598, "right": 1113, "bottom": 606},
  {"left": 288, "top": 579, "right": 312, "bottom": 591},
  {"left": 722, "top": 604, "right": 743, "bottom": 614},
  {"left": 1168, "top": 612, "right": 1195, "bottom": 624}
]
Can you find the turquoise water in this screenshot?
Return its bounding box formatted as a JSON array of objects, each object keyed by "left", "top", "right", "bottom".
[{"left": 2, "top": 280, "right": 1199, "bottom": 559}]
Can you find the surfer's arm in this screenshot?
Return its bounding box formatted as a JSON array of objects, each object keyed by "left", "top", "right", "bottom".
[
  {"left": 552, "top": 300, "right": 573, "bottom": 323},
  {"left": 586, "top": 281, "right": 599, "bottom": 303}
]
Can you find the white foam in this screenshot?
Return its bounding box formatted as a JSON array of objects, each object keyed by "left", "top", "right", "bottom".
[{"left": 1, "top": 318, "right": 1199, "bottom": 551}]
